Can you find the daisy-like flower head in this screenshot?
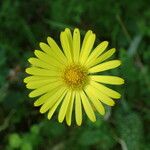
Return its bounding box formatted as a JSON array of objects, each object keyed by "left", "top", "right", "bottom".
[{"left": 24, "top": 28, "right": 124, "bottom": 126}]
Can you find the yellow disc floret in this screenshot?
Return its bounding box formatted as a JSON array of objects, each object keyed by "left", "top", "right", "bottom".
[{"left": 63, "top": 65, "right": 88, "bottom": 89}]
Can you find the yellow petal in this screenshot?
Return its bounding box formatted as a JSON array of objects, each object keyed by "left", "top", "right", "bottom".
[
  {"left": 24, "top": 76, "right": 53, "bottom": 83},
  {"left": 58, "top": 90, "right": 72, "bottom": 123},
  {"left": 34, "top": 88, "right": 59, "bottom": 106},
  {"left": 86, "top": 85, "right": 115, "bottom": 106},
  {"left": 73, "top": 28, "right": 80, "bottom": 63},
  {"left": 85, "top": 41, "right": 108, "bottom": 66},
  {"left": 80, "top": 33, "right": 96, "bottom": 65},
  {"left": 80, "top": 90, "right": 96, "bottom": 122},
  {"left": 24, "top": 76, "right": 38, "bottom": 83},
  {"left": 65, "top": 28, "right": 73, "bottom": 50},
  {"left": 75, "top": 92, "right": 82, "bottom": 126},
  {"left": 47, "top": 91, "right": 66, "bottom": 119},
  {"left": 34, "top": 94, "right": 50, "bottom": 107},
  {"left": 60, "top": 32, "right": 72, "bottom": 62},
  {"left": 81, "top": 30, "right": 92, "bottom": 50},
  {"left": 95, "top": 48, "right": 116, "bottom": 64},
  {"left": 47, "top": 101, "right": 61, "bottom": 119},
  {"left": 29, "top": 81, "right": 63, "bottom": 98},
  {"left": 86, "top": 48, "right": 115, "bottom": 68},
  {"left": 66, "top": 91, "right": 75, "bottom": 126},
  {"left": 26, "top": 78, "right": 57, "bottom": 89},
  {"left": 28, "top": 58, "right": 53, "bottom": 70},
  {"left": 89, "top": 60, "right": 121, "bottom": 73},
  {"left": 40, "top": 87, "right": 67, "bottom": 113},
  {"left": 90, "top": 80, "right": 121, "bottom": 99},
  {"left": 84, "top": 86, "right": 105, "bottom": 115},
  {"left": 25, "top": 67, "right": 60, "bottom": 76},
  {"left": 39, "top": 42, "right": 52, "bottom": 56},
  {"left": 91, "top": 75, "right": 124, "bottom": 85},
  {"left": 34, "top": 50, "right": 63, "bottom": 68},
  {"left": 40, "top": 42, "right": 66, "bottom": 65},
  {"left": 47, "top": 36, "right": 67, "bottom": 64}
]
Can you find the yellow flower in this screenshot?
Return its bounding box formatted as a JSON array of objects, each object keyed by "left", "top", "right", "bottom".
[{"left": 24, "top": 28, "right": 124, "bottom": 126}]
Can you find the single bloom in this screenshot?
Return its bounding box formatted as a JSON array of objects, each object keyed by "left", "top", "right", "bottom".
[{"left": 24, "top": 28, "right": 124, "bottom": 126}]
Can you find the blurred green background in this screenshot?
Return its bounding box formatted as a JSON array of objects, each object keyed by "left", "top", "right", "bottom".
[{"left": 0, "top": 0, "right": 150, "bottom": 149}]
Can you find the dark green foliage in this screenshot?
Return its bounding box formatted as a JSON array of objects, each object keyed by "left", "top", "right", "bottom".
[
  {"left": 78, "top": 122, "right": 116, "bottom": 149},
  {"left": 0, "top": 0, "right": 149, "bottom": 149},
  {"left": 115, "top": 106, "right": 144, "bottom": 150}
]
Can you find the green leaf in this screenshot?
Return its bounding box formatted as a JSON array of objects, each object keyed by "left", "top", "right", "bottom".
[
  {"left": 21, "top": 142, "right": 32, "bottom": 150},
  {"left": 79, "top": 130, "right": 101, "bottom": 146},
  {"left": 79, "top": 122, "right": 116, "bottom": 149},
  {"left": 115, "top": 109, "right": 144, "bottom": 150},
  {"left": 9, "top": 133, "right": 22, "bottom": 148},
  {"left": 30, "top": 124, "right": 40, "bottom": 135}
]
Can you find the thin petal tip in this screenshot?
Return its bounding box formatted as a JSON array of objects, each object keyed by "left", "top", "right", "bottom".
[
  {"left": 25, "top": 68, "right": 29, "bottom": 73},
  {"left": 58, "top": 118, "right": 63, "bottom": 123},
  {"left": 118, "top": 60, "right": 122, "bottom": 65},
  {"left": 110, "top": 101, "right": 115, "bottom": 106},
  {"left": 29, "top": 92, "right": 35, "bottom": 98},
  {"left": 111, "top": 48, "right": 116, "bottom": 52},
  {"left": 66, "top": 122, "right": 71, "bottom": 126},
  {"left": 47, "top": 115, "right": 51, "bottom": 120},
  {"left": 104, "top": 41, "right": 109, "bottom": 44},
  {"left": 39, "top": 109, "right": 45, "bottom": 114},
  {"left": 74, "top": 28, "right": 79, "bottom": 32},
  {"left": 23, "top": 78, "right": 28, "bottom": 83},
  {"left": 121, "top": 79, "right": 125, "bottom": 84},
  {"left": 92, "top": 118, "right": 96, "bottom": 122},
  {"left": 28, "top": 58, "right": 33, "bottom": 64},
  {"left": 101, "top": 111, "right": 105, "bottom": 116},
  {"left": 117, "top": 94, "right": 121, "bottom": 99},
  {"left": 76, "top": 122, "right": 82, "bottom": 126},
  {"left": 58, "top": 115, "right": 64, "bottom": 123},
  {"left": 65, "top": 28, "right": 71, "bottom": 32},
  {"left": 47, "top": 36, "right": 51, "bottom": 42},
  {"left": 39, "top": 42, "right": 43, "bottom": 47}
]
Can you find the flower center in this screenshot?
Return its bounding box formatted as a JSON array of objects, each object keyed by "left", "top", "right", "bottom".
[{"left": 63, "top": 65, "right": 88, "bottom": 89}]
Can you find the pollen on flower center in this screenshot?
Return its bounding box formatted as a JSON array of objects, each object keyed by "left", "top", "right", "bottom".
[{"left": 63, "top": 65, "right": 88, "bottom": 89}]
